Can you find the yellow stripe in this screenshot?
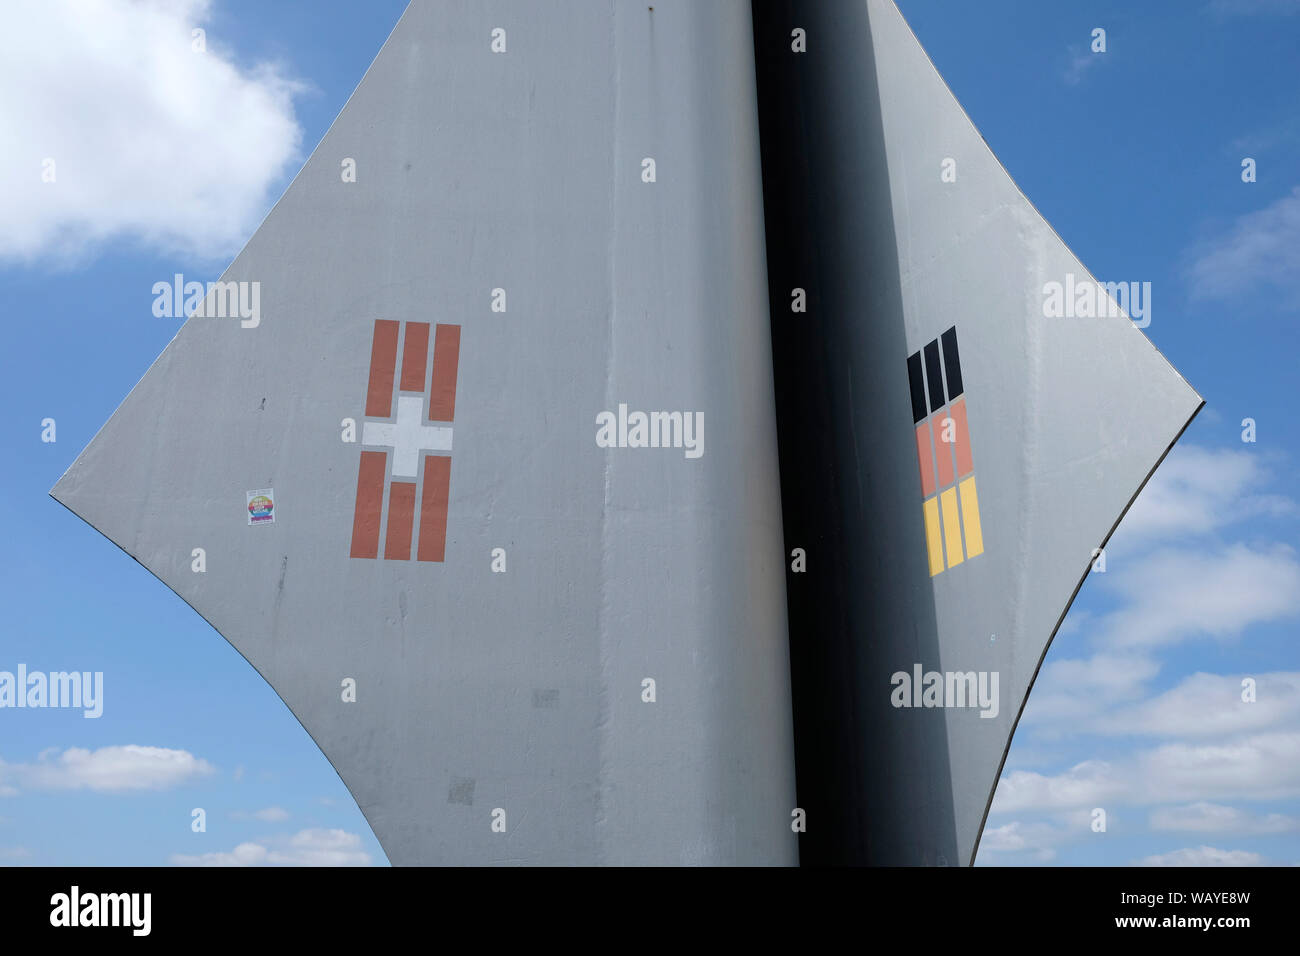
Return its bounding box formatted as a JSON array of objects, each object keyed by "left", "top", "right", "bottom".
[
  {"left": 941, "top": 487, "right": 963, "bottom": 569},
  {"left": 923, "top": 497, "right": 944, "bottom": 577},
  {"left": 959, "top": 476, "right": 984, "bottom": 559}
]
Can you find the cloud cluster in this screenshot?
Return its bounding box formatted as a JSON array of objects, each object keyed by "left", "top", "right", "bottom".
[
  {"left": 170, "top": 828, "right": 372, "bottom": 867},
  {"left": 992, "top": 732, "right": 1300, "bottom": 813},
  {"left": 231, "top": 806, "right": 291, "bottom": 823},
  {"left": 1188, "top": 186, "right": 1300, "bottom": 309},
  {"left": 984, "top": 441, "right": 1300, "bottom": 864},
  {"left": 0, "top": 745, "right": 215, "bottom": 793},
  {"left": 1114, "top": 446, "right": 1296, "bottom": 548},
  {"left": 1135, "top": 846, "right": 1266, "bottom": 867},
  {"left": 0, "top": 0, "right": 305, "bottom": 264},
  {"left": 1149, "top": 802, "right": 1298, "bottom": 834}
]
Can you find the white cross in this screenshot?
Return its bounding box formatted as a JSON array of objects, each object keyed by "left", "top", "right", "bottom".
[{"left": 362, "top": 396, "right": 452, "bottom": 477}]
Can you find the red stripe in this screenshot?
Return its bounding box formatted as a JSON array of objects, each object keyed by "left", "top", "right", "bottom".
[
  {"left": 915, "top": 421, "right": 936, "bottom": 498},
  {"left": 417, "top": 455, "right": 451, "bottom": 562},
  {"left": 951, "top": 397, "right": 974, "bottom": 478},
  {"left": 366, "top": 320, "right": 400, "bottom": 418},
  {"left": 349, "top": 451, "right": 387, "bottom": 559},
  {"left": 400, "top": 322, "right": 430, "bottom": 392},
  {"left": 428, "top": 324, "right": 460, "bottom": 421},
  {"left": 935, "top": 405, "right": 955, "bottom": 488},
  {"left": 385, "top": 481, "right": 416, "bottom": 560}
]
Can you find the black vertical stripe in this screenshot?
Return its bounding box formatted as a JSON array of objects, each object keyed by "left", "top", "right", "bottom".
[
  {"left": 907, "top": 351, "right": 927, "bottom": 423},
  {"left": 941, "top": 326, "right": 963, "bottom": 399},
  {"left": 924, "top": 339, "right": 945, "bottom": 412}
]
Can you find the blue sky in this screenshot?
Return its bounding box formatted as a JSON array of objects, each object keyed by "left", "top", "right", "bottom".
[{"left": 1, "top": 0, "right": 1297, "bottom": 866}]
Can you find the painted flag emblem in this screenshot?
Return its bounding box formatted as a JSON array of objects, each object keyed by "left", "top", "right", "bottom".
[
  {"left": 908, "top": 327, "right": 983, "bottom": 577},
  {"left": 350, "top": 319, "right": 461, "bottom": 561}
]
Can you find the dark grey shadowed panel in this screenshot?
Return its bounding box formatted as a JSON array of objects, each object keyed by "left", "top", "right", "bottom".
[{"left": 752, "top": 0, "right": 1200, "bottom": 865}]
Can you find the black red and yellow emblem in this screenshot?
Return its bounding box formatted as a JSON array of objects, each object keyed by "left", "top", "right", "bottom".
[{"left": 907, "top": 327, "right": 983, "bottom": 577}]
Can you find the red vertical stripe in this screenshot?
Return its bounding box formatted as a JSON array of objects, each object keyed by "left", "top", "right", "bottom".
[
  {"left": 915, "top": 421, "right": 936, "bottom": 498},
  {"left": 951, "top": 397, "right": 974, "bottom": 478},
  {"left": 428, "top": 324, "right": 461, "bottom": 421},
  {"left": 385, "top": 481, "right": 416, "bottom": 560},
  {"left": 400, "top": 322, "right": 430, "bottom": 392},
  {"left": 934, "top": 405, "right": 955, "bottom": 489},
  {"left": 366, "top": 320, "right": 400, "bottom": 418},
  {"left": 350, "top": 451, "right": 387, "bottom": 559},
  {"left": 417, "top": 455, "right": 452, "bottom": 562}
]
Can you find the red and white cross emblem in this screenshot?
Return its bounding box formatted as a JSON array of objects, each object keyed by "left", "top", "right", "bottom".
[{"left": 350, "top": 319, "right": 461, "bottom": 561}]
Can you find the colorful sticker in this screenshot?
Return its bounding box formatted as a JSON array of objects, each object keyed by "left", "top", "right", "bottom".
[{"left": 247, "top": 489, "right": 275, "bottom": 525}]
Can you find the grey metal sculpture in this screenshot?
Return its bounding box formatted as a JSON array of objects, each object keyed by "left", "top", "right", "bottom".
[{"left": 52, "top": 0, "right": 1200, "bottom": 865}]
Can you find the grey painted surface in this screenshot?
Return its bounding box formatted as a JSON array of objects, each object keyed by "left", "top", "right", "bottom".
[
  {"left": 53, "top": 0, "right": 798, "bottom": 865},
  {"left": 751, "top": 0, "right": 1198, "bottom": 865},
  {"left": 51, "top": 0, "right": 1201, "bottom": 867},
  {"left": 863, "top": 0, "right": 1201, "bottom": 862}
]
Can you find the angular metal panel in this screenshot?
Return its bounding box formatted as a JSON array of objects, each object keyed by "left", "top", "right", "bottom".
[
  {"left": 53, "top": 0, "right": 797, "bottom": 865},
  {"left": 752, "top": 0, "right": 1201, "bottom": 864}
]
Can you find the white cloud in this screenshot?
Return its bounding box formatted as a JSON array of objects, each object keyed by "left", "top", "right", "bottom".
[
  {"left": 992, "top": 761, "right": 1124, "bottom": 814},
  {"left": 1063, "top": 46, "right": 1102, "bottom": 86},
  {"left": 1024, "top": 664, "right": 1300, "bottom": 741},
  {"left": 170, "top": 828, "right": 371, "bottom": 867},
  {"left": 1021, "top": 653, "right": 1161, "bottom": 731},
  {"left": 1019, "top": 446, "right": 1300, "bottom": 740},
  {"left": 232, "top": 806, "right": 290, "bottom": 822},
  {"left": 0, "top": 847, "right": 32, "bottom": 861},
  {"left": 1188, "top": 186, "right": 1300, "bottom": 308},
  {"left": 1010, "top": 436, "right": 1300, "bottom": 861},
  {"left": 978, "top": 821, "right": 1071, "bottom": 860},
  {"left": 1096, "top": 672, "right": 1300, "bottom": 738},
  {"left": 1142, "top": 732, "right": 1300, "bottom": 802},
  {"left": 992, "top": 732, "right": 1300, "bottom": 813},
  {"left": 1096, "top": 543, "right": 1300, "bottom": 648},
  {"left": 0, "top": 745, "right": 215, "bottom": 793},
  {"left": 1229, "top": 117, "right": 1300, "bottom": 157},
  {"left": 171, "top": 842, "right": 269, "bottom": 867},
  {"left": 1113, "top": 445, "right": 1295, "bottom": 549},
  {"left": 0, "top": 0, "right": 305, "bottom": 264},
  {"left": 975, "top": 809, "right": 1108, "bottom": 864},
  {"left": 1135, "top": 846, "right": 1266, "bottom": 867},
  {"left": 1149, "top": 802, "right": 1298, "bottom": 834}
]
